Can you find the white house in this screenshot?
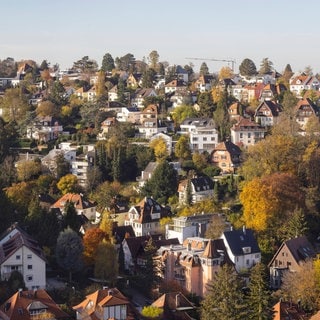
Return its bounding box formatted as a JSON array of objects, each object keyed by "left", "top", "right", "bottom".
[
  {"left": 221, "top": 226, "right": 261, "bottom": 273},
  {"left": 0, "top": 224, "right": 46, "bottom": 290}
]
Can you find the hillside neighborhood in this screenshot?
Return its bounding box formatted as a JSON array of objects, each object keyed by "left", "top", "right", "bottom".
[{"left": 1, "top": 53, "right": 320, "bottom": 319}]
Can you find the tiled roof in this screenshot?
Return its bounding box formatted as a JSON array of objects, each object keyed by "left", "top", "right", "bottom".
[
  {"left": 273, "top": 301, "right": 308, "bottom": 320},
  {"left": 51, "top": 193, "right": 95, "bottom": 211},
  {"left": 0, "top": 289, "right": 70, "bottom": 320},
  {"left": 214, "top": 140, "right": 242, "bottom": 156}
]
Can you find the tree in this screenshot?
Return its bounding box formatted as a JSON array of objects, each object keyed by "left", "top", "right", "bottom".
[
  {"left": 56, "top": 228, "right": 84, "bottom": 282},
  {"left": 174, "top": 135, "right": 191, "bottom": 161},
  {"left": 219, "top": 66, "right": 234, "bottom": 80},
  {"left": 246, "top": 263, "right": 273, "bottom": 320},
  {"left": 258, "top": 58, "right": 273, "bottom": 75},
  {"left": 16, "top": 159, "right": 41, "bottom": 181},
  {"left": 149, "top": 137, "right": 168, "bottom": 161},
  {"left": 55, "top": 153, "right": 70, "bottom": 179},
  {"left": 141, "top": 306, "right": 163, "bottom": 318},
  {"left": 197, "top": 91, "right": 215, "bottom": 117},
  {"left": 83, "top": 227, "right": 107, "bottom": 265},
  {"left": 200, "top": 62, "right": 209, "bottom": 75},
  {"left": 63, "top": 200, "right": 81, "bottom": 232},
  {"left": 148, "top": 50, "right": 160, "bottom": 70},
  {"left": 281, "top": 90, "right": 298, "bottom": 116},
  {"left": 214, "top": 89, "right": 230, "bottom": 139},
  {"left": 142, "top": 160, "right": 178, "bottom": 204},
  {"left": 192, "top": 151, "right": 209, "bottom": 172},
  {"left": 7, "top": 271, "right": 26, "bottom": 295},
  {"left": 201, "top": 264, "right": 247, "bottom": 320},
  {"left": 278, "top": 207, "right": 308, "bottom": 241},
  {"left": 141, "top": 68, "right": 157, "bottom": 88},
  {"left": 115, "top": 53, "right": 135, "bottom": 72},
  {"left": 281, "top": 260, "right": 320, "bottom": 312},
  {"left": 101, "top": 52, "right": 115, "bottom": 72},
  {"left": 57, "top": 174, "right": 78, "bottom": 195},
  {"left": 205, "top": 214, "right": 226, "bottom": 239},
  {"left": 99, "top": 211, "right": 114, "bottom": 241},
  {"left": 94, "top": 241, "right": 118, "bottom": 286},
  {"left": 171, "top": 105, "right": 197, "bottom": 129},
  {"left": 73, "top": 56, "right": 98, "bottom": 74},
  {"left": 281, "top": 64, "right": 294, "bottom": 83},
  {"left": 240, "top": 173, "right": 305, "bottom": 233},
  {"left": 95, "top": 70, "right": 107, "bottom": 97},
  {"left": 239, "top": 58, "right": 257, "bottom": 77}
]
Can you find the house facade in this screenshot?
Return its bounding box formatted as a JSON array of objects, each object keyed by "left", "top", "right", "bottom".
[
  {"left": 0, "top": 224, "right": 46, "bottom": 290},
  {"left": 124, "top": 197, "right": 171, "bottom": 237},
  {"left": 221, "top": 226, "right": 261, "bottom": 273},
  {"left": 211, "top": 140, "right": 242, "bottom": 173},
  {"left": 295, "top": 98, "right": 319, "bottom": 131},
  {"left": 268, "top": 236, "right": 316, "bottom": 289},
  {"left": 254, "top": 100, "right": 282, "bottom": 127}
]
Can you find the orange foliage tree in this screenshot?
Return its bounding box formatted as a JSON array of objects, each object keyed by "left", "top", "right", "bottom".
[
  {"left": 240, "top": 172, "right": 305, "bottom": 232},
  {"left": 82, "top": 227, "right": 107, "bottom": 265}
]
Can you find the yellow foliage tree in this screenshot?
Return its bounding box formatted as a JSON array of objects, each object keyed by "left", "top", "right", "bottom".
[
  {"left": 150, "top": 137, "right": 168, "bottom": 161},
  {"left": 57, "top": 174, "right": 78, "bottom": 195},
  {"left": 240, "top": 173, "right": 304, "bottom": 232},
  {"left": 218, "top": 66, "right": 234, "bottom": 80}
]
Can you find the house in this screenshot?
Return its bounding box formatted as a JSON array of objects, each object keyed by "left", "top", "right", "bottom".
[
  {"left": 0, "top": 289, "right": 71, "bottom": 320},
  {"left": 260, "top": 83, "right": 286, "bottom": 101},
  {"left": 74, "top": 86, "right": 96, "bottom": 101},
  {"left": 175, "top": 65, "right": 189, "bottom": 83},
  {"left": 0, "top": 224, "right": 46, "bottom": 290},
  {"left": 221, "top": 226, "right": 261, "bottom": 273},
  {"left": 137, "top": 104, "right": 167, "bottom": 139},
  {"left": 241, "top": 83, "right": 265, "bottom": 103},
  {"left": 149, "top": 132, "right": 173, "bottom": 155},
  {"left": 131, "top": 88, "right": 157, "bottom": 109},
  {"left": 116, "top": 106, "right": 141, "bottom": 123},
  {"left": 165, "top": 79, "right": 187, "bottom": 94},
  {"left": 228, "top": 101, "right": 249, "bottom": 122},
  {"left": 98, "top": 117, "right": 117, "bottom": 139},
  {"left": 230, "top": 117, "right": 266, "bottom": 147},
  {"left": 254, "top": 100, "right": 282, "bottom": 127},
  {"left": 194, "top": 74, "right": 215, "bottom": 92},
  {"left": 273, "top": 300, "right": 308, "bottom": 320},
  {"left": 124, "top": 197, "right": 172, "bottom": 237},
  {"left": 157, "top": 237, "right": 231, "bottom": 297},
  {"left": 108, "top": 85, "right": 119, "bottom": 101},
  {"left": 73, "top": 287, "right": 140, "bottom": 320},
  {"left": 26, "top": 116, "right": 63, "bottom": 142},
  {"left": 268, "top": 236, "right": 316, "bottom": 289},
  {"left": 295, "top": 98, "right": 319, "bottom": 131},
  {"left": 165, "top": 213, "right": 230, "bottom": 244},
  {"left": 211, "top": 139, "right": 242, "bottom": 173},
  {"left": 178, "top": 175, "right": 214, "bottom": 205},
  {"left": 51, "top": 193, "right": 98, "bottom": 222},
  {"left": 290, "top": 73, "right": 319, "bottom": 97},
  {"left": 122, "top": 235, "right": 179, "bottom": 274},
  {"left": 136, "top": 161, "right": 159, "bottom": 189},
  {"left": 179, "top": 117, "right": 218, "bottom": 153},
  {"left": 126, "top": 72, "right": 142, "bottom": 89},
  {"left": 169, "top": 88, "right": 193, "bottom": 109},
  {"left": 151, "top": 291, "right": 195, "bottom": 320}
]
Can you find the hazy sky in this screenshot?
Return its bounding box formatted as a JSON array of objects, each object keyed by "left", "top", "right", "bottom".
[{"left": 1, "top": 0, "right": 319, "bottom": 74}]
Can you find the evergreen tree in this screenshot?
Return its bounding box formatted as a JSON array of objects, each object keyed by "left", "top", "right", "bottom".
[
  {"left": 201, "top": 264, "right": 247, "bottom": 320},
  {"left": 55, "top": 227, "right": 84, "bottom": 282},
  {"left": 239, "top": 58, "right": 257, "bottom": 77},
  {"left": 200, "top": 62, "right": 209, "bottom": 75},
  {"left": 142, "top": 160, "right": 178, "bottom": 204},
  {"left": 247, "top": 263, "right": 274, "bottom": 320},
  {"left": 101, "top": 52, "right": 115, "bottom": 72},
  {"left": 259, "top": 58, "right": 273, "bottom": 75},
  {"left": 185, "top": 178, "right": 193, "bottom": 205},
  {"left": 63, "top": 201, "right": 81, "bottom": 232}
]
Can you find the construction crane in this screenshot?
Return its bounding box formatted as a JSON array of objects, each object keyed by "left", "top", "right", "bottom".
[{"left": 185, "top": 57, "right": 236, "bottom": 72}]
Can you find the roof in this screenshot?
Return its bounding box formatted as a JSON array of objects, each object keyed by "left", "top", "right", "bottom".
[
  {"left": 255, "top": 100, "right": 282, "bottom": 116},
  {"left": 202, "top": 239, "right": 226, "bottom": 259},
  {"left": 0, "top": 289, "right": 70, "bottom": 320},
  {"left": 73, "top": 287, "right": 138, "bottom": 320},
  {"left": 180, "top": 117, "right": 215, "bottom": 127},
  {"left": 222, "top": 227, "right": 260, "bottom": 256},
  {"left": 269, "top": 236, "right": 316, "bottom": 267},
  {"left": 0, "top": 226, "right": 46, "bottom": 264},
  {"left": 213, "top": 140, "right": 242, "bottom": 156},
  {"left": 273, "top": 301, "right": 308, "bottom": 320},
  {"left": 51, "top": 193, "right": 95, "bottom": 211}
]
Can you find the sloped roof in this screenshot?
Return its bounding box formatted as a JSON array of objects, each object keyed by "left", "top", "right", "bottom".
[
  {"left": 255, "top": 100, "right": 282, "bottom": 116},
  {"left": 0, "top": 227, "right": 46, "bottom": 264},
  {"left": 213, "top": 140, "right": 242, "bottom": 156},
  {"left": 273, "top": 300, "right": 308, "bottom": 320},
  {"left": 0, "top": 289, "right": 70, "bottom": 320},
  {"left": 51, "top": 193, "right": 95, "bottom": 211},
  {"left": 202, "top": 239, "right": 226, "bottom": 259},
  {"left": 223, "top": 227, "right": 260, "bottom": 256},
  {"left": 73, "top": 288, "right": 138, "bottom": 320}
]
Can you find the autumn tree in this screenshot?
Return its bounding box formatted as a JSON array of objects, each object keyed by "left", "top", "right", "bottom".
[
  {"left": 240, "top": 173, "right": 305, "bottom": 233},
  {"left": 201, "top": 264, "right": 247, "bottom": 320},
  {"left": 205, "top": 214, "right": 226, "bottom": 239},
  {"left": 94, "top": 241, "right": 118, "bottom": 286},
  {"left": 219, "top": 66, "right": 234, "bottom": 80},
  {"left": 174, "top": 135, "right": 191, "bottom": 161},
  {"left": 56, "top": 227, "right": 84, "bottom": 282},
  {"left": 149, "top": 137, "right": 168, "bottom": 161},
  {"left": 281, "top": 260, "right": 320, "bottom": 312},
  {"left": 83, "top": 227, "right": 107, "bottom": 265},
  {"left": 95, "top": 70, "right": 107, "bottom": 97},
  {"left": 171, "top": 105, "right": 197, "bottom": 129},
  {"left": 148, "top": 50, "right": 160, "bottom": 70},
  {"left": 57, "top": 174, "right": 78, "bottom": 195},
  {"left": 239, "top": 58, "right": 257, "bottom": 77}
]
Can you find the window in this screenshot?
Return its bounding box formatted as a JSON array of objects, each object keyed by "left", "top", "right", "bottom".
[
  {"left": 16, "top": 255, "right": 21, "bottom": 260},
  {"left": 27, "top": 254, "right": 32, "bottom": 259},
  {"left": 28, "top": 265, "right": 32, "bottom": 270},
  {"left": 27, "top": 275, "right": 33, "bottom": 282}
]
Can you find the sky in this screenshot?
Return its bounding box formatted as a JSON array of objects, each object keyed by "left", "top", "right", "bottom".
[{"left": 1, "top": 0, "right": 320, "bottom": 74}]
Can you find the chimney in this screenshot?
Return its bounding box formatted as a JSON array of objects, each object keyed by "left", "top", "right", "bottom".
[
  {"left": 34, "top": 289, "right": 37, "bottom": 298},
  {"left": 243, "top": 225, "right": 246, "bottom": 235},
  {"left": 108, "top": 289, "right": 113, "bottom": 296},
  {"left": 187, "top": 242, "right": 191, "bottom": 251}
]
